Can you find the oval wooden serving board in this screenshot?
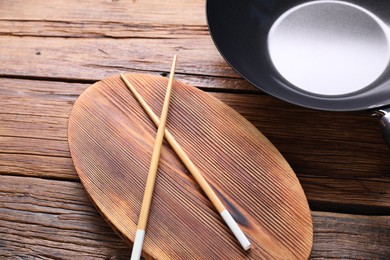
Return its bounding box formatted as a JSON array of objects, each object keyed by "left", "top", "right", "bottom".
[{"left": 68, "top": 74, "right": 313, "bottom": 259}]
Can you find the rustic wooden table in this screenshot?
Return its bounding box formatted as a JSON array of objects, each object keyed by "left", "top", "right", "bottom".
[{"left": 0, "top": 0, "right": 389, "bottom": 259}]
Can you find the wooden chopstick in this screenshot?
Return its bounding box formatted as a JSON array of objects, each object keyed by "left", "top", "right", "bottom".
[
  {"left": 130, "top": 55, "right": 178, "bottom": 260},
  {"left": 121, "top": 66, "right": 251, "bottom": 251}
]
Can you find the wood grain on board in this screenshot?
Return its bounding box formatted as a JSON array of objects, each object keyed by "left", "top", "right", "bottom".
[{"left": 67, "top": 74, "right": 313, "bottom": 259}]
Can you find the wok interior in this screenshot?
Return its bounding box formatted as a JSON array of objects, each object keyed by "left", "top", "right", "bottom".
[{"left": 267, "top": 1, "right": 390, "bottom": 96}]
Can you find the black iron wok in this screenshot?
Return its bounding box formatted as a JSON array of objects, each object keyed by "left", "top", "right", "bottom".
[{"left": 206, "top": 0, "right": 390, "bottom": 146}]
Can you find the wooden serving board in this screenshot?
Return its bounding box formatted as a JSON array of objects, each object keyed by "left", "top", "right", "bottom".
[{"left": 67, "top": 74, "right": 313, "bottom": 259}]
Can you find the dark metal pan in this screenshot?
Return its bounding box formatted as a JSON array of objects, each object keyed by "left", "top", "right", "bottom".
[{"left": 206, "top": 0, "right": 390, "bottom": 146}]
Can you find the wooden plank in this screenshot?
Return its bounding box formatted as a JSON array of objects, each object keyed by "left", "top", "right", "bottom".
[
  {"left": 0, "top": 1, "right": 246, "bottom": 89},
  {"left": 311, "top": 211, "right": 390, "bottom": 259},
  {"left": 0, "top": 79, "right": 86, "bottom": 180},
  {"left": 0, "top": 0, "right": 252, "bottom": 90},
  {"left": 0, "top": 20, "right": 210, "bottom": 39},
  {"left": 1, "top": 77, "right": 389, "bottom": 213},
  {"left": 0, "top": 36, "right": 254, "bottom": 90},
  {"left": 0, "top": 0, "right": 256, "bottom": 90},
  {"left": 0, "top": 0, "right": 206, "bottom": 25},
  {"left": 0, "top": 175, "right": 130, "bottom": 259},
  {"left": 0, "top": 175, "right": 389, "bottom": 259},
  {"left": 303, "top": 177, "right": 390, "bottom": 214}
]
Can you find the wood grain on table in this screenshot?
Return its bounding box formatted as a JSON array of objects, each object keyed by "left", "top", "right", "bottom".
[{"left": 0, "top": 0, "right": 389, "bottom": 259}]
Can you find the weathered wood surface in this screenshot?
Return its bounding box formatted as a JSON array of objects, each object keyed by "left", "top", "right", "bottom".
[
  {"left": 68, "top": 74, "right": 313, "bottom": 258},
  {"left": 0, "top": 0, "right": 206, "bottom": 25},
  {"left": 1, "top": 77, "right": 389, "bottom": 215},
  {"left": 0, "top": 175, "right": 131, "bottom": 259},
  {"left": 0, "top": 36, "right": 249, "bottom": 91},
  {"left": 0, "top": 0, "right": 389, "bottom": 258},
  {"left": 0, "top": 0, "right": 252, "bottom": 91},
  {"left": 0, "top": 175, "right": 389, "bottom": 259}
]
